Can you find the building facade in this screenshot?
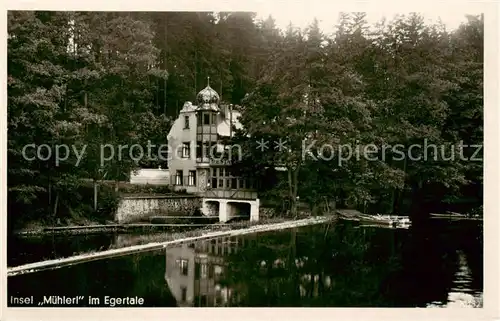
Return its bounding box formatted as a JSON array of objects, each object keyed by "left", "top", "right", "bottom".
[{"left": 166, "top": 80, "right": 259, "bottom": 221}]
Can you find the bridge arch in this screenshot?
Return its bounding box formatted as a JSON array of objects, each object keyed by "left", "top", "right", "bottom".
[
  {"left": 226, "top": 202, "right": 251, "bottom": 221},
  {"left": 201, "top": 198, "right": 260, "bottom": 222}
]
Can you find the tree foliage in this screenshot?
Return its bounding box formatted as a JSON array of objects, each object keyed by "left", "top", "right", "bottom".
[
  {"left": 234, "top": 13, "right": 483, "bottom": 218},
  {"left": 7, "top": 11, "right": 483, "bottom": 227}
]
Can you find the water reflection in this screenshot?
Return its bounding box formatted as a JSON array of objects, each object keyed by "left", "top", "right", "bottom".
[
  {"left": 446, "top": 249, "right": 483, "bottom": 307},
  {"left": 7, "top": 220, "right": 483, "bottom": 308},
  {"left": 164, "top": 231, "right": 339, "bottom": 307},
  {"left": 162, "top": 220, "right": 483, "bottom": 307},
  {"left": 165, "top": 238, "right": 237, "bottom": 307},
  {"left": 163, "top": 223, "right": 389, "bottom": 307},
  {"left": 427, "top": 250, "right": 483, "bottom": 308}
]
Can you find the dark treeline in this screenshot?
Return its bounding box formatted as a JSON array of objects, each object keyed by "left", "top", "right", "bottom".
[
  {"left": 7, "top": 11, "right": 483, "bottom": 228},
  {"left": 231, "top": 13, "right": 483, "bottom": 219}
]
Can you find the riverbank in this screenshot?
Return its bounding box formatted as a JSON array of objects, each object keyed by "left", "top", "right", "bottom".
[
  {"left": 8, "top": 182, "right": 189, "bottom": 235},
  {"left": 7, "top": 216, "right": 336, "bottom": 276},
  {"left": 8, "top": 218, "right": 288, "bottom": 267},
  {"left": 12, "top": 214, "right": 284, "bottom": 236},
  {"left": 14, "top": 220, "right": 219, "bottom": 237}
]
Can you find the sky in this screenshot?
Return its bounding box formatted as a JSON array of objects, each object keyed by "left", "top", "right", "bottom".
[
  {"left": 4, "top": 0, "right": 486, "bottom": 33},
  {"left": 255, "top": 8, "right": 482, "bottom": 33}
]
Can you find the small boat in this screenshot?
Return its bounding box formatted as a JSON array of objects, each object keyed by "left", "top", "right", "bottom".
[
  {"left": 336, "top": 210, "right": 411, "bottom": 227},
  {"left": 358, "top": 214, "right": 411, "bottom": 227},
  {"left": 358, "top": 223, "right": 411, "bottom": 230}
]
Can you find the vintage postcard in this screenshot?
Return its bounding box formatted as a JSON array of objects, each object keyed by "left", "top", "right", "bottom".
[{"left": 1, "top": 1, "right": 499, "bottom": 320}]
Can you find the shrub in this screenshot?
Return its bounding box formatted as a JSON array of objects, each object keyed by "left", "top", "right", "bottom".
[{"left": 96, "top": 185, "right": 120, "bottom": 221}]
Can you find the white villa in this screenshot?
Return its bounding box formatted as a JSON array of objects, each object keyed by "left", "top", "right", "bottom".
[{"left": 130, "top": 79, "right": 260, "bottom": 222}]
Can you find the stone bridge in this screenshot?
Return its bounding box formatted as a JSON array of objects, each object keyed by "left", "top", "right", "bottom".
[{"left": 201, "top": 198, "right": 259, "bottom": 222}]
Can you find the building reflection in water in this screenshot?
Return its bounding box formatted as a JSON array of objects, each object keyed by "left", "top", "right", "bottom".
[
  {"left": 164, "top": 233, "right": 334, "bottom": 307},
  {"left": 165, "top": 236, "right": 241, "bottom": 307}
]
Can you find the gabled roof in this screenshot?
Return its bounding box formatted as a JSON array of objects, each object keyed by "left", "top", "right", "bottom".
[{"left": 179, "top": 101, "right": 196, "bottom": 113}]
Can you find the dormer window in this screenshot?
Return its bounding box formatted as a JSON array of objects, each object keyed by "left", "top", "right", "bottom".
[{"left": 184, "top": 115, "right": 189, "bottom": 129}]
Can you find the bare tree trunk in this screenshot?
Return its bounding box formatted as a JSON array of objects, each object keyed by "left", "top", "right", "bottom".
[
  {"left": 48, "top": 180, "right": 51, "bottom": 206},
  {"left": 164, "top": 78, "right": 167, "bottom": 115},
  {"left": 194, "top": 50, "right": 198, "bottom": 99},
  {"left": 310, "top": 202, "right": 316, "bottom": 216},
  {"left": 84, "top": 79, "right": 88, "bottom": 107},
  {"left": 156, "top": 79, "right": 159, "bottom": 110},
  {"left": 115, "top": 165, "right": 120, "bottom": 193},
  {"left": 164, "top": 19, "right": 168, "bottom": 115},
  {"left": 391, "top": 189, "right": 396, "bottom": 214},
  {"left": 53, "top": 192, "right": 59, "bottom": 218},
  {"left": 93, "top": 179, "right": 98, "bottom": 211},
  {"left": 287, "top": 168, "right": 294, "bottom": 217},
  {"left": 291, "top": 166, "right": 300, "bottom": 219}
]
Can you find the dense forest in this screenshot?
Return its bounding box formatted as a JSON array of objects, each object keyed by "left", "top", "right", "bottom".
[{"left": 7, "top": 11, "right": 483, "bottom": 228}]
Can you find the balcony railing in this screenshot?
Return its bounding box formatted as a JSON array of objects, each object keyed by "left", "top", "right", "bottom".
[
  {"left": 209, "top": 158, "right": 232, "bottom": 166},
  {"left": 196, "top": 157, "right": 233, "bottom": 166},
  {"left": 196, "top": 157, "right": 210, "bottom": 163},
  {"left": 200, "top": 189, "right": 258, "bottom": 200}
]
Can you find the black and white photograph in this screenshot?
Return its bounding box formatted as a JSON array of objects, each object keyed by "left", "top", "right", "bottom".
[{"left": 2, "top": 1, "right": 498, "bottom": 319}]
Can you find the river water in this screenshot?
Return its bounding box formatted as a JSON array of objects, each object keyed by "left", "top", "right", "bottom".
[{"left": 7, "top": 219, "right": 483, "bottom": 307}]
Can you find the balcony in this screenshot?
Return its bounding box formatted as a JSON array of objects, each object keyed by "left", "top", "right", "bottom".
[
  {"left": 195, "top": 157, "right": 234, "bottom": 167},
  {"left": 199, "top": 189, "right": 258, "bottom": 200},
  {"left": 209, "top": 158, "right": 232, "bottom": 166},
  {"left": 195, "top": 157, "right": 210, "bottom": 167}
]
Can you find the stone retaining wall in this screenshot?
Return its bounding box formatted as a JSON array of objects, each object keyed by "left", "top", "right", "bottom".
[{"left": 115, "top": 195, "right": 201, "bottom": 223}]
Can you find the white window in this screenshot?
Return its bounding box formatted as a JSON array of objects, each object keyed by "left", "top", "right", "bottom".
[
  {"left": 180, "top": 259, "right": 188, "bottom": 276},
  {"left": 188, "top": 171, "right": 196, "bottom": 186},
  {"left": 182, "top": 142, "right": 190, "bottom": 158},
  {"left": 214, "top": 265, "right": 223, "bottom": 276},
  {"left": 175, "top": 170, "right": 183, "bottom": 185},
  {"left": 201, "top": 263, "right": 208, "bottom": 279}
]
